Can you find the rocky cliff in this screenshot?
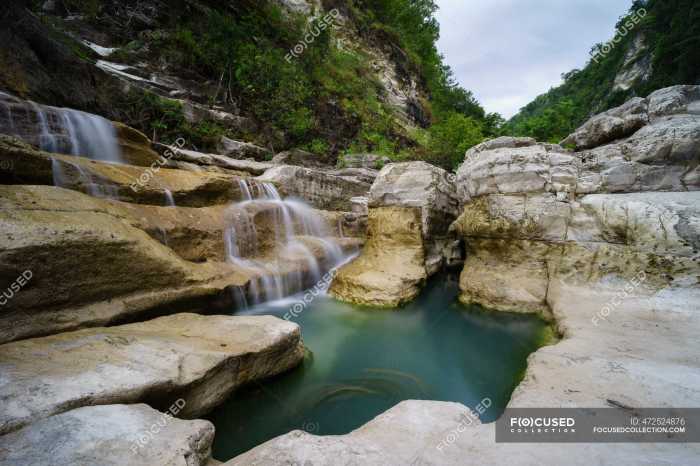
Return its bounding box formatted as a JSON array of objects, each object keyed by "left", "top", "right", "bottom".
[{"left": 0, "top": 0, "right": 438, "bottom": 161}]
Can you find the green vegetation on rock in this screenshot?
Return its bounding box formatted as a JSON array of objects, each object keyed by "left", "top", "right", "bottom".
[
  {"left": 505, "top": 0, "right": 700, "bottom": 143},
  {"left": 30, "top": 0, "right": 501, "bottom": 168}
]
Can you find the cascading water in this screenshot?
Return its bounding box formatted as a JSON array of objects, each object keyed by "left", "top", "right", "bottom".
[
  {"left": 51, "top": 158, "right": 120, "bottom": 199},
  {"left": 0, "top": 92, "right": 122, "bottom": 164},
  {"left": 164, "top": 189, "right": 176, "bottom": 207},
  {"left": 225, "top": 179, "right": 351, "bottom": 306}
]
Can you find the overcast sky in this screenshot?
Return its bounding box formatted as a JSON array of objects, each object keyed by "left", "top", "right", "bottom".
[{"left": 435, "top": 0, "right": 634, "bottom": 118}]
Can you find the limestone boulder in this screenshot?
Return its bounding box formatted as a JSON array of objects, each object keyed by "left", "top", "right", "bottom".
[
  {"left": 370, "top": 161, "right": 461, "bottom": 273},
  {"left": 576, "top": 113, "right": 700, "bottom": 193},
  {"left": 340, "top": 153, "right": 391, "bottom": 170},
  {"left": 456, "top": 138, "right": 578, "bottom": 201},
  {"left": 561, "top": 86, "right": 700, "bottom": 151},
  {"left": 257, "top": 165, "right": 371, "bottom": 211},
  {"left": 566, "top": 192, "right": 700, "bottom": 255},
  {"left": 224, "top": 400, "right": 475, "bottom": 466},
  {"left": 156, "top": 144, "right": 274, "bottom": 176},
  {"left": 452, "top": 192, "right": 700, "bottom": 317},
  {"left": 563, "top": 85, "right": 700, "bottom": 194},
  {"left": 451, "top": 193, "right": 571, "bottom": 242},
  {"left": 0, "top": 313, "right": 304, "bottom": 434},
  {"left": 646, "top": 84, "right": 700, "bottom": 118},
  {"left": 624, "top": 114, "right": 700, "bottom": 165},
  {"left": 217, "top": 136, "right": 272, "bottom": 161},
  {"left": 330, "top": 207, "right": 426, "bottom": 307},
  {"left": 272, "top": 148, "right": 333, "bottom": 168},
  {"left": 561, "top": 97, "right": 649, "bottom": 150},
  {"left": 370, "top": 162, "right": 460, "bottom": 237},
  {"left": 0, "top": 404, "right": 215, "bottom": 466},
  {"left": 457, "top": 239, "right": 556, "bottom": 319}
]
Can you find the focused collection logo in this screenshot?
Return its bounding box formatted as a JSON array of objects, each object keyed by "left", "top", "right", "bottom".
[{"left": 509, "top": 416, "right": 576, "bottom": 434}]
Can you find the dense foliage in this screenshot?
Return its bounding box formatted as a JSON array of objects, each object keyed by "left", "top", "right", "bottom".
[
  {"left": 44, "top": 0, "right": 497, "bottom": 169},
  {"left": 505, "top": 0, "right": 700, "bottom": 143}
]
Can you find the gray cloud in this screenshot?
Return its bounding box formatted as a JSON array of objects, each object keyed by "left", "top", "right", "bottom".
[{"left": 435, "top": 0, "right": 634, "bottom": 118}]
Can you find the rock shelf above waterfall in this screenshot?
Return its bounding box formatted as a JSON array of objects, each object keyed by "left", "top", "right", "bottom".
[
  {"left": 0, "top": 136, "right": 248, "bottom": 207},
  {"left": 0, "top": 92, "right": 160, "bottom": 167}
]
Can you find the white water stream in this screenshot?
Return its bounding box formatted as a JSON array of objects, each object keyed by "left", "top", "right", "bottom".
[{"left": 225, "top": 179, "right": 349, "bottom": 307}]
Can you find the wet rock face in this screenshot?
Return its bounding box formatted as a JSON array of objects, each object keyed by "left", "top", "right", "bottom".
[
  {"left": 0, "top": 135, "right": 246, "bottom": 207},
  {"left": 0, "top": 184, "right": 252, "bottom": 343},
  {"left": 0, "top": 93, "right": 159, "bottom": 166}
]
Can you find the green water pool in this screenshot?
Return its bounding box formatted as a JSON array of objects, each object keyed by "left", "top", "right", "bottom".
[{"left": 209, "top": 273, "right": 550, "bottom": 460}]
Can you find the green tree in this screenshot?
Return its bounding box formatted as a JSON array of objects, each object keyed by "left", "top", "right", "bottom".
[{"left": 428, "top": 112, "right": 484, "bottom": 169}]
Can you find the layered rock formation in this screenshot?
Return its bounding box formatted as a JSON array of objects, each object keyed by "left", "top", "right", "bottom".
[
  {"left": 330, "top": 161, "right": 460, "bottom": 306},
  {"left": 329, "top": 206, "right": 426, "bottom": 307},
  {"left": 0, "top": 314, "right": 304, "bottom": 435},
  {"left": 454, "top": 85, "right": 700, "bottom": 318},
  {"left": 258, "top": 165, "right": 372, "bottom": 211}
]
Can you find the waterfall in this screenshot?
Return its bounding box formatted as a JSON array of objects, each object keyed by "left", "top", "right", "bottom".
[
  {"left": 225, "top": 180, "right": 350, "bottom": 306},
  {"left": 164, "top": 189, "right": 176, "bottom": 207},
  {"left": 52, "top": 158, "right": 119, "bottom": 199},
  {"left": 0, "top": 92, "right": 122, "bottom": 164}
]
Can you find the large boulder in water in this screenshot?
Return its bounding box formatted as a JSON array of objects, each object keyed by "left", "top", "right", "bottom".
[
  {"left": 0, "top": 313, "right": 304, "bottom": 435},
  {"left": 452, "top": 94, "right": 700, "bottom": 317},
  {"left": 369, "top": 161, "right": 461, "bottom": 274},
  {"left": 330, "top": 206, "right": 426, "bottom": 307},
  {"left": 330, "top": 162, "right": 461, "bottom": 307}
]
